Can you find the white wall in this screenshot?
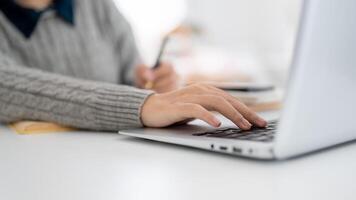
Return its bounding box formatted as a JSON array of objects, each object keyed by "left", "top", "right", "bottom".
[
  {"left": 185, "top": 0, "right": 302, "bottom": 67},
  {"left": 113, "top": 0, "right": 187, "bottom": 64},
  {"left": 114, "top": 0, "right": 302, "bottom": 85}
]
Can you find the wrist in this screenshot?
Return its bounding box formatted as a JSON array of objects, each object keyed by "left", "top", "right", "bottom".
[{"left": 140, "top": 93, "right": 158, "bottom": 127}]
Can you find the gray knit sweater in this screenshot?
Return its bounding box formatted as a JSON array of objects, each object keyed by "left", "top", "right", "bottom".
[{"left": 0, "top": 0, "right": 153, "bottom": 131}]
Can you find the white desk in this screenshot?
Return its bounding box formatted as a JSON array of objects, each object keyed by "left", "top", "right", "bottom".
[{"left": 1, "top": 114, "right": 356, "bottom": 200}]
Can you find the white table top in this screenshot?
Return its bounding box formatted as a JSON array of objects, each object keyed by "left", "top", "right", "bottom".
[{"left": 1, "top": 116, "right": 356, "bottom": 200}]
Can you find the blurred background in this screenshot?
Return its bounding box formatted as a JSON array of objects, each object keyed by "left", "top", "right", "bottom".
[{"left": 114, "top": 0, "right": 302, "bottom": 88}]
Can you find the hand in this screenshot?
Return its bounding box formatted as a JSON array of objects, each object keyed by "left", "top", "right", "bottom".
[
  {"left": 141, "top": 83, "right": 267, "bottom": 130},
  {"left": 135, "top": 63, "right": 179, "bottom": 93}
]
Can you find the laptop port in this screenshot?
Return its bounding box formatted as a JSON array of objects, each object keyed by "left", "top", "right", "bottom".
[
  {"left": 219, "top": 146, "right": 228, "bottom": 151},
  {"left": 210, "top": 144, "right": 214, "bottom": 149},
  {"left": 233, "top": 147, "right": 242, "bottom": 154}
]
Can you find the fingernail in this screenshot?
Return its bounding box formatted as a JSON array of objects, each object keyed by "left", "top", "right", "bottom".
[
  {"left": 256, "top": 117, "right": 267, "bottom": 127},
  {"left": 257, "top": 118, "right": 267, "bottom": 127},
  {"left": 213, "top": 118, "right": 221, "bottom": 127},
  {"left": 243, "top": 119, "right": 252, "bottom": 129}
]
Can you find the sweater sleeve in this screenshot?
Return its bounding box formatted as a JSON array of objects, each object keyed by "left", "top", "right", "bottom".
[
  {"left": 0, "top": 51, "right": 153, "bottom": 131},
  {"left": 98, "top": 0, "right": 142, "bottom": 86}
]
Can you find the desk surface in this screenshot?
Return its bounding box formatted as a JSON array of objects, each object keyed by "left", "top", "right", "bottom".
[{"left": 1, "top": 113, "right": 355, "bottom": 200}]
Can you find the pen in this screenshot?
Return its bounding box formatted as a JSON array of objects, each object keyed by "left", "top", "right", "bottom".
[{"left": 144, "top": 36, "right": 170, "bottom": 89}]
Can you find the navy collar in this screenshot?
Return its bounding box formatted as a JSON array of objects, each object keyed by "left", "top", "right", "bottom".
[{"left": 0, "top": 0, "right": 75, "bottom": 38}]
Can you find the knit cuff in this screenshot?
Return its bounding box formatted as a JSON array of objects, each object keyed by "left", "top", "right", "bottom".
[{"left": 92, "top": 85, "right": 154, "bottom": 130}]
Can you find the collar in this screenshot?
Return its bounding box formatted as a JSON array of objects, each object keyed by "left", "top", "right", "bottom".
[{"left": 0, "top": 0, "right": 75, "bottom": 38}]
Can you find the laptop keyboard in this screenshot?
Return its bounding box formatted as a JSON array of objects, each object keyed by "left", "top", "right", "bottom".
[{"left": 192, "top": 120, "right": 278, "bottom": 142}]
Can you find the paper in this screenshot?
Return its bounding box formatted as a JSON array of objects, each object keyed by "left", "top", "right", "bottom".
[{"left": 10, "top": 121, "right": 75, "bottom": 134}]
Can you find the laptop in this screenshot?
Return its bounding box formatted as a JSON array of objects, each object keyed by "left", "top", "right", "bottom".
[{"left": 119, "top": 0, "right": 356, "bottom": 160}]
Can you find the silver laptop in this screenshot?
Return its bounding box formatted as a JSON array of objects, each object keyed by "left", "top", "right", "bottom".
[{"left": 119, "top": 0, "right": 356, "bottom": 160}]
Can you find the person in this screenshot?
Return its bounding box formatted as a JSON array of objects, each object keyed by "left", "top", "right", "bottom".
[{"left": 0, "top": 0, "right": 267, "bottom": 131}]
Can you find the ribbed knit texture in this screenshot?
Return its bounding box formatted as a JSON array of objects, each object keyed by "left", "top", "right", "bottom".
[{"left": 0, "top": 0, "right": 154, "bottom": 131}]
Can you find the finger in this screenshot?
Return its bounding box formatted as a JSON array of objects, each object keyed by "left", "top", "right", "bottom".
[
  {"left": 181, "top": 95, "right": 253, "bottom": 130},
  {"left": 179, "top": 103, "right": 221, "bottom": 127},
  {"left": 136, "top": 75, "right": 148, "bottom": 88},
  {"left": 154, "top": 73, "right": 177, "bottom": 88},
  {"left": 136, "top": 68, "right": 156, "bottom": 90},
  {"left": 206, "top": 86, "right": 267, "bottom": 127},
  {"left": 154, "top": 82, "right": 178, "bottom": 93},
  {"left": 153, "top": 63, "right": 175, "bottom": 80},
  {"left": 143, "top": 69, "right": 155, "bottom": 82},
  {"left": 153, "top": 74, "right": 178, "bottom": 92},
  {"left": 136, "top": 65, "right": 154, "bottom": 80}
]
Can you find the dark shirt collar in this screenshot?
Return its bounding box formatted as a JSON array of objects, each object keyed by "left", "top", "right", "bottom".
[{"left": 0, "top": 0, "right": 75, "bottom": 38}]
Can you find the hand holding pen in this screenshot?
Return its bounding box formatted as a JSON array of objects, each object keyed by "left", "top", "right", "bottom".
[{"left": 135, "top": 37, "right": 179, "bottom": 93}]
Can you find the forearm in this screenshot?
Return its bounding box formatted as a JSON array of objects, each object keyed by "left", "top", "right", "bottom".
[{"left": 0, "top": 55, "right": 153, "bottom": 131}]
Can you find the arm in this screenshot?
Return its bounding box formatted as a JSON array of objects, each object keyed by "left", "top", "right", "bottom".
[
  {"left": 0, "top": 51, "right": 267, "bottom": 131},
  {"left": 0, "top": 51, "right": 153, "bottom": 131}
]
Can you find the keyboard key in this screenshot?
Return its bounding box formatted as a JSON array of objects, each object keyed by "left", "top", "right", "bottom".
[{"left": 192, "top": 121, "right": 278, "bottom": 142}]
